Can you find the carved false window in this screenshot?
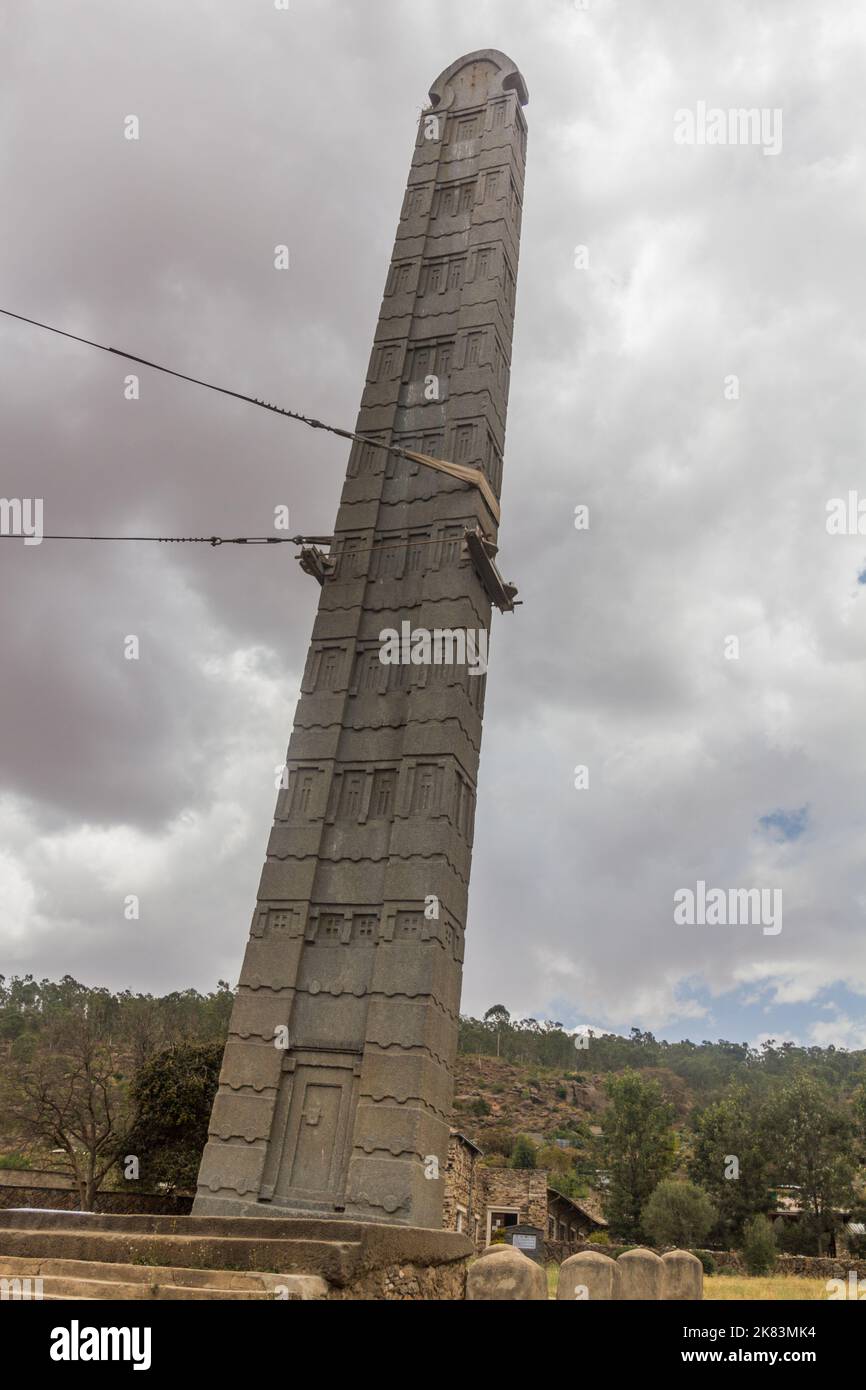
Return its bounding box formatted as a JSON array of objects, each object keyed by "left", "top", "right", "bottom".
[
  {"left": 316, "top": 649, "right": 342, "bottom": 691},
  {"left": 454, "top": 114, "right": 478, "bottom": 141},
  {"left": 359, "top": 649, "right": 382, "bottom": 693},
  {"left": 339, "top": 539, "right": 366, "bottom": 578},
  {"left": 465, "top": 331, "right": 485, "bottom": 368},
  {"left": 388, "top": 261, "right": 414, "bottom": 295},
  {"left": 374, "top": 539, "right": 401, "bottom": 579},
  {"left": 411, "top": 765, "right": 438, "bottom": 814},
  {"left": 405, "top": 532, "right": 427, "bottom": 575},
  {"left": 447, "top": 258, "right": 465, "bottom": 290},
  {"left": 353, "top": 915, "right": 378, "bottom": 944},
  {"left": 378, "top": 344, "right": 400, "bottom": 379},
  {"left": 339, "top": 773, "right": 365, "bottom": 821},
  {"left": 440, "top": 526, "right": 463, "bottom": 566},
  {"left": 396, "top": 911, "right": 423, "bottom": 939},
  {"left": 370, "top": 770, "right": 397, "bottom": 820},
  {"left": 320, "top": 913, "right": 343, "bottom": 943},
  {"left": 389, "top": 662, "right": 411, "bottom": 692},
  {"left": 404, "top": 185, "right": 425, "bottom": 217},
  {"left": 294, "top": 772, "right": 316, "bottom": 816},
  {"left": 503, "top": 257, "right": 516, "bottom": 310},
  {"left": 493, "top": 336, "right": 507, "bottom": 383},
  {"left": 454, "top": 423, "right": 477, "bottom": 463},
  {"left": 433, "top": 180, "right": 475, "bottom": 217},
  {"left": 508, "top": 175, "right": 521, "bottom": 222},
  {"left": 406, "top": 340, "right": 454, "bottom": 383},
  {"left": 474, "top": 247, "right": 492, "bottom": 281}
]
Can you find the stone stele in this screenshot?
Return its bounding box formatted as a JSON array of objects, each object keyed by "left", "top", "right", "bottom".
[
  {"left": 194, "top": 49, "right": 529, "bottom": 1230},
  {"left": 557, "top": 1250, "right": 621, "bottom": 1301},
  {"left": 661, "top": 1248, "right": 704, "bottom": 1300},
  {"left": 617, "top": 1248, "right": 665, "bottom": 1300},
  {"left": 466, "top": 1247, "right": 548, "bottom": 1301}
]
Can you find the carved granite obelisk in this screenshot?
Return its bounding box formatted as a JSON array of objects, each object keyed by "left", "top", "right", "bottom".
[{"left": 195, "top": 50, "right": 528, "bottom": 1227}]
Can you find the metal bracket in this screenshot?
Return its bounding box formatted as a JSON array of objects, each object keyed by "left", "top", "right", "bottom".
[
  {"left": 463, "top": 527, "right": 520, "bottom": 613},
  {"left": 298, "top": 545, "right": 336, "bottom": 586}
]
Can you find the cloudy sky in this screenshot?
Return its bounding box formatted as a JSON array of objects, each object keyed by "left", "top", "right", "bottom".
[{"left": 1, "top": 0, "right": 865, "bottom": 1049}]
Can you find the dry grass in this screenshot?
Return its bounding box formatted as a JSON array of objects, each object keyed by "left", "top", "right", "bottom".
[
  {"left": 549, "top": 1266, "right": 836, "bottom": 1301},
  {"left": 704, "top": 1275, "right": 832, "bottom": 1301}
]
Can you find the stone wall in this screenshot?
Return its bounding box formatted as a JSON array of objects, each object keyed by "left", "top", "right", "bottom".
[
  {"left": 328, "top": 1258, "right": 469, "bottom": 1301},
  {"left": 713, "top": 1249, "right": 866, "bottom": 1280},
  {"left": 0, "top": 1171, "right": 192, "bottom": 1217},
  {"left": 442, "top": 1133, "right": 479, "bottom": 1237}
]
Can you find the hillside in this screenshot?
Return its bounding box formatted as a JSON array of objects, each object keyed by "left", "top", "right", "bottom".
[{"left": 452, "top": 1053, "right": 693, "bottom": 1152}]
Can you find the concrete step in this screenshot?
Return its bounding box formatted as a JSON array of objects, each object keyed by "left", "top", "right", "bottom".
[{"left": 0, "top": 1255, "right": 327, "bottom": 1301}]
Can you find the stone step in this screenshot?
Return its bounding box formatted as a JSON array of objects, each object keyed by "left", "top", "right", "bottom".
[
  {"left": 0, "top": 1254, "right": 289, "bottom": 1290},
  {"left": 0, "top": 1224, "right": 357, "bottom": 1285},
  {"left": 0, "top": 1256, "right": 327, "bottom": 1301},
  {"left": 5, "top": 1275, "right": 272, "bottom": 1301},
  {"left": 0, "top": 1209, "right": 472, "bottom": 1299}
]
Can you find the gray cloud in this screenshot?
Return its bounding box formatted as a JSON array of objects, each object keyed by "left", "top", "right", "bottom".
[{"left": 2, "top": 0, "right": 865, "bottom": 1045}]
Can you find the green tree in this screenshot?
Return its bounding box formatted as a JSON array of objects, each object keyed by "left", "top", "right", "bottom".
[
  {"left": 602, "top": 1070, "right": 676, "bottom": 1239},
  {"left": 767, "top": 1075, "right": 855, "bottom": 1254},
  {"left": 0, "top": 1008, "right": 129, "bottom": 1209},
  {"left": 510, "top": 1134, "right": 538, "bottom": 1170},
  {"left": 125, "top": 1041, "right": 224, "bottom": 1192},
  {"left": 852, "top": 1080, "right": 866, "bottom": 1161},
  {"left": 740, "top": 1214, "right": 777, "bottom": 1275},
  {"left": 641, "top": 1178, "right": 717, "bottom": 1248},
  {"left": 688, "top": 1085, "right": 775, "bottom": 1244},
  {"left": 484, "top": 1004, "right": 510, "bottom": 1058}
]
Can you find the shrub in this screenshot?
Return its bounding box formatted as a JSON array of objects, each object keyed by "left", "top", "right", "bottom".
[
  {"left": 510, "top": 1134, "right": 538, "bottom": 1170},
  {"left": 587, "top": 1230, "right": 611, "bottom": 1246},
  {"left": 692, "top": 1249, "right": 717, "bottom": 1276},
  {"left": 125, "top": 1041, "right": 223, "bottom": 1192},
  {"left": 641, "top": 1179, "right": 717, "bottom": 1249},
  {"left": 741, "top": 1215, "right": 777, "bottom": 1276},
  {"left": 483, "top": 1128, "right": 515, "bottom": 1158}
]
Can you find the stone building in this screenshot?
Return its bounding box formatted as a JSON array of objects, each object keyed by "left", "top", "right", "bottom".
[
  {"left": 442, "top": 1132, "right": 608, "bottom": 1252},
  {"left": 442, "top": 1130, "right": 483, "bottom": 1244}
]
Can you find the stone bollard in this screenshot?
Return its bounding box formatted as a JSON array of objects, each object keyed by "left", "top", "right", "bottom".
[
  {"left": 617, "top": 1248, "right": 664, "bottom": 1300},
  {"left": 557, "top": 1250, "right": 620, "bottom": 1301},
  {"left": 662, "top": 1249, "right": 703, "bottom": 1300},
  {"left": 466, "top": 1246, "right": 548, "bottom": 1301}
]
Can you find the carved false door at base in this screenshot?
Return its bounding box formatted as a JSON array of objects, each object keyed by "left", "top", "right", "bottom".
[{"left": 262, "top": 1051, "right": 360, "bottom": 1209}]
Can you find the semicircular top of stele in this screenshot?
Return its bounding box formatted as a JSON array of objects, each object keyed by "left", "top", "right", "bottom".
[{"left": 428, "top": 50, "right": 529, "bottom": 111}]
